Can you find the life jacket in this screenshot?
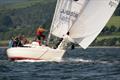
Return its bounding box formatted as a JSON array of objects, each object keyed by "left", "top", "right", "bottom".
[{"left": 36, "top": 28, "right": 46, "bottom": 36}]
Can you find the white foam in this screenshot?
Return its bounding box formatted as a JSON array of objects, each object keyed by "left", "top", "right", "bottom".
[
  {"left": 15, "top": 60, "right": 47, "bottom": 62},
  {"left": 14, "top": 59, "right": 62, "bottom": 63},
  {"left": 62, "top": 58, "right": 93, "bottom": 63},
  {"left": 62, "top": 58, "right": 114, "bottom": 64},
  {"left": 14, "top": 58, "right": 119, "bottom": 65}
]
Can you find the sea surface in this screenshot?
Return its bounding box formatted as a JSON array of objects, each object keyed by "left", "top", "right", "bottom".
[{"left": 0, "top": 47, "right": 120, "bottom": 80}]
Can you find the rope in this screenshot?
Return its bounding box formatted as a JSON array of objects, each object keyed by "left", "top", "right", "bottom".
[{"left": 37, "top": 49, "right": 49, "bottom": 59}]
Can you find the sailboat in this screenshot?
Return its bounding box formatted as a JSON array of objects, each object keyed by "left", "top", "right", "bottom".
[{"left": 7, "top": 0, "right": 119, "bottom": 61}]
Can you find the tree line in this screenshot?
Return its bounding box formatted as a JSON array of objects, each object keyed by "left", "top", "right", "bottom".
[
  {"left": 0, "top": 0, "right": 56, "bottom": 40},
  {"left": 92, "top": 25, "right": 120, "bottom": 46}
]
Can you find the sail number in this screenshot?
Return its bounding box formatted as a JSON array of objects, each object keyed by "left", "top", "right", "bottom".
[
  {"left": 60, "top": 9, "right": 79, "bottom": 22},
  {"left": 109, "top": 0, "right": 119, "bottom": 7},
  {"left": 60, "top": 9, "right": 78, "bottom": 18}
]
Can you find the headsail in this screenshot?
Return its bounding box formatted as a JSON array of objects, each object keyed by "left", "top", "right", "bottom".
[
  {"left": 69, "top": 0, "right": 119, "bottom": 49},
  {"left": 50, "top": 0, "right": 119, "bottom": 49},
  {"left": 50, "top": 0, "right": 88, "bottom": 38}
]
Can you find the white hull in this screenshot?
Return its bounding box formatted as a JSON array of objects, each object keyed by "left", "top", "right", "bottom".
[{"left": 7, "top": 45, "right": 65, "bottom": 61}]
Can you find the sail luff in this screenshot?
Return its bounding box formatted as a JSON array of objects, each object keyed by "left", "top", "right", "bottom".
[
  {"left": 51, "top": 0, "right": 71, "bottom": 38},
  {"left": 47, "top": 0, "right": 61, "bottom": 44}
]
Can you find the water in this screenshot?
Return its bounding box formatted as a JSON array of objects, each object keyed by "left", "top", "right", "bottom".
[{"left": 0, "top": 47, "right": 120, "bottom": 80}]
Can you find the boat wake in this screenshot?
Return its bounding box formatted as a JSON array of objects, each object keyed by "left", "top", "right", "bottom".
[
  {"left": 61, "top": 58, "right": 120, "bottom": 64},
  {"left": 62, "top": 58, "right": 93, "bottom": 63},
  {"left": 61, "top": 58, "right": 93, "bottom": 63},
  {"left": 13, "top": 58, "right": 120, "bottom": 65},
  {"left": 15, "top": 58, "right": 93, "bottom": 63}
]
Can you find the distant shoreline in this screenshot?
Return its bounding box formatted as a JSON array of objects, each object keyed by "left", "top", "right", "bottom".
[
  {"left": 88, "top": 46, "right": 120, "bottom": 48},
  {"left": 0, "top": 46, "right": 120, "bottom": 49},
  {"left": 75, "top": 46, "right": 120, "bottom": 49}
]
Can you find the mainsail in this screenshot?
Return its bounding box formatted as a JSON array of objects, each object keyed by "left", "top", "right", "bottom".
[
  {"left": 50, "top": 0, "right": 119, "bottom": 49},
  {"left": 51, "top": 0, "right": 88, "bottom": 38}
]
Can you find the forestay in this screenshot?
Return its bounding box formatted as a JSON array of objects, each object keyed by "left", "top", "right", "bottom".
[{"left": 69, "top": 0, "right": 119, "bottom": 49}]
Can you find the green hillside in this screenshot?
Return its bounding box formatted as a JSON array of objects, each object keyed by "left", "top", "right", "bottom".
[
  {"left": 0, "top": 0, "right": 54, "bottom": 10},
  {"left": 107, "top": 16, "right": 120, "bottom": 27},
  {"left": 94, "top": 15, "right": 120, "bottom": 46},
  {"left": 0, "top": 0, "right": 56, "bottom": 40}
]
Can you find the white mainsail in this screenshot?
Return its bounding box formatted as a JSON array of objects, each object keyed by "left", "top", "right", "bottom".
[
  {"left": 69, "top": 0, "right": 119, "bottom": 49},
  {"left": 50, "top": 0, "right": 119, "bottom": 49},
  {"left": 51, "top": 0, "right": 88, "bottom": 38}
]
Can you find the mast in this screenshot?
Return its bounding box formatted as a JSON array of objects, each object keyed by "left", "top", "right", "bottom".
[{"left": 47, "top": 0, "right": 61, "bottom": 45}]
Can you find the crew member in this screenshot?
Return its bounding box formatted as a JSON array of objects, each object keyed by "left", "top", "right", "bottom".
[{"left": 36, "top": 26, "right": 46, "bottom": 45}]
